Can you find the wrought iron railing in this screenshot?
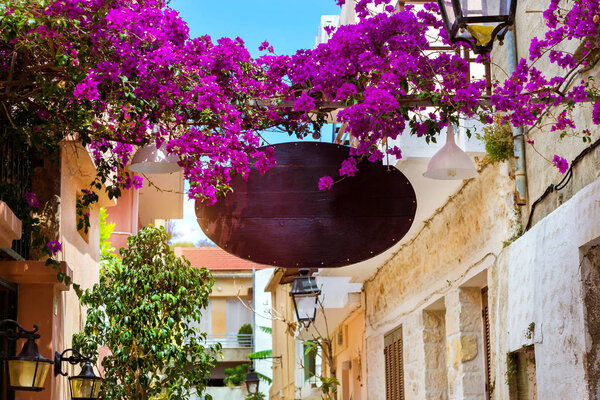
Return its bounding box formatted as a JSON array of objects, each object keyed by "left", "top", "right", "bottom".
[
  {"left": 205, "top": 334, "right": 253, "bottom": 349},
  {"left": 0, "top": 134, "right": 32, "bottom": 260}
]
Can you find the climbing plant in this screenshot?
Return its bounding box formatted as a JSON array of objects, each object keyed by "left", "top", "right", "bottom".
[{"left": 1, "top": 0, "right": 599, "bottom": 269}]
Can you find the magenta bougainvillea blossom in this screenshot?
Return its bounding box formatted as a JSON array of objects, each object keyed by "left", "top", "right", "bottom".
[
  {"left": 1, "top": 0, "right": 599, "bottom": 205},
  {"left": 47, "top": 240, "right": 62, "bottom": 256},
  {"left": 24, "top": 191, "right": 39, "bottom": 208},
  {"left": 552, "top": 155, "right": 569, "bottom": 174},
  {"left": 318, "top": 176, "right": 335, "bottom": 191}
]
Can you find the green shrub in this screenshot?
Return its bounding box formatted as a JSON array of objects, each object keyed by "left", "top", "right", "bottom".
[
  {"left": 73, "top": 226, "right": 219, "bottom": 400},
  {"left": 238, "top": 323, "right": 253, "bottom": 347},
  {"left": 224, "top": 363, "right": 249, "bottom": 387},
  {"left": 476, "top": 115, "right": 514, "bottom": 163}
]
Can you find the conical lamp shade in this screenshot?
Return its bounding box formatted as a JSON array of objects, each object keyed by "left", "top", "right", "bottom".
[
  {"left": 128, "top": 143, "right": 181, "bottom": 174},
  {"left": 423, "top": 125, "right": 477, "bottom": 180}
]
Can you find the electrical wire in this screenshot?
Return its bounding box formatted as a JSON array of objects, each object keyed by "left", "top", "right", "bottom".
[{"left": 525, "top": 136, "right": 600, "bottom": 231}]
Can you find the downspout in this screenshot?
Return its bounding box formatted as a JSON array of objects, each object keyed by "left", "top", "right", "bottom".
[
  {"left": 505, "top": 30, "right": 528, "bottom": 205},
  {"left": 252, "top": 265, "right": 255, "bottom": 352}
]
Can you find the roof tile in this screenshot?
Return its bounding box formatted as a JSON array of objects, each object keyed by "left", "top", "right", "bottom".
[{"left": 174, "top": 247, "right": 270, "bottom": 271}]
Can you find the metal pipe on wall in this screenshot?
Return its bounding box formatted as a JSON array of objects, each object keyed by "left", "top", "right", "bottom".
[{"left": 505, "top": 30, "right": 528, "bottom": 205}]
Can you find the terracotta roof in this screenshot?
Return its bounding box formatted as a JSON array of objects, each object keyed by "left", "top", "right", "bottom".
[{"left": 174, "top": 247, "right": 271, "bottom": 271}]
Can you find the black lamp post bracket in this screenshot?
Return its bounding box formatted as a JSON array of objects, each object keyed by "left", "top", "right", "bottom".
[
  {"left": 54, "top": 348, "right": 95, "bottom": 377},
  {"left": 0, "top": 319, "right": 41, "bottom": 342}
]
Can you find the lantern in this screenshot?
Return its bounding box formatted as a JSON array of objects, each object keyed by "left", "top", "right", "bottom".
[
  {"left": 6, "top": 337, "right": 52, "bottom": 391},
  {"left": 68, "top": 361, "right": 103, "bottom": 400},
  {"left": 437, "top": 0, "right": 518, "bottom": 54},
  {"left": 423, "top": 124, "right": 477, "bottom": 180},
  {"left": 55, "top": 349, "right": 103, "bottom": 400},
  {"left": 244, "top": 366, "right": 260, "bottom": 394},
  {"left": 289, "top": 270, "right": 321, "bottom": 325}
]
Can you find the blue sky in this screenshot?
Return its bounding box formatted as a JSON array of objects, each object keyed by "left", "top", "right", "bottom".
[
  {"left": 167, "top": 0, "right": 341, "bottom": 246},
  {"left": 170, "top": 0, "right": 341, "bottom": 57}
]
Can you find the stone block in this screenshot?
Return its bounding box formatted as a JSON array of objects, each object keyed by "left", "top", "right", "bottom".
[
  {"left": 447, "top": 334, "right": 478, "bottom": 368},
  {"left": 462, "top": 373, "right": 485, "bottom": 396},
  {"left": 459, "top": 334, "right": 478, "bottom": 363}
]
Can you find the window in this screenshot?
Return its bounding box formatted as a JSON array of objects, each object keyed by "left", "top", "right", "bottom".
[
  {"left": 197, "top": 300, "right": 211, "bottom": 334},
  {"left": 507, "top": 346, "right": 537, "bottom": 400},
  {"left": 384, "top": 326, "right": 405, "bottom": 400},
  {"left": 303, "top": 341, "right": 317, "bottom": 382},
  {"left": 225, "top": 298, "right": 253, "bottom": 335}
]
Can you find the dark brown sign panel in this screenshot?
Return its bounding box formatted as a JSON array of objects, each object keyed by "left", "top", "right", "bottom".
[{"left": 196, "top": 142, "right": 417, "bottom": 268}]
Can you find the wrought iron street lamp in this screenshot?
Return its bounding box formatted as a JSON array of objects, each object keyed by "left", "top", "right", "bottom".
[
  {"left": 437, "top": 0, "right": 518, "bottom": 54},
  {"left": 289, "top": 269, "right": 321, "bottom": 325},
  {"left": 0, "top": 319, "right": 52, "bottom": 391},
  {"left": 244, "top": 366, "right": 260, "bottom": 394},
  {"left": 55, "top": 348, "right": 103, "bottom": 400}
]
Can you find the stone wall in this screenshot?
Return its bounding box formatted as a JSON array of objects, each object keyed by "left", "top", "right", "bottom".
[
  {"left": 445, "top": 289, "right": 486, "bottom": 400},
  {"left": 364, "top": 162, "right": 513, "bottom": 326},
  {"left": 363, "top": 162, "right": 514, "bottom": 399},
  {"left": 582, "top": 246, "right": 600, "bottom": 400},
  {"left": 423, "top": 310, "right": 447, "bottom": 400}
]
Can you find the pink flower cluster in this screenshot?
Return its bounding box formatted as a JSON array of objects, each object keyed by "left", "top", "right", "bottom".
[
  {"left": 47, "top": 240, "right": 62, "bottom": 256},
  {"left": 552, "top": 155, "right": 569, "bottom": 174},
  {"left": 4, "top": 0, "right": 599, "bottom": 204}
]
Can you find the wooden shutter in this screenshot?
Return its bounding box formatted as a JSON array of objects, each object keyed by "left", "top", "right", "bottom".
[
  {"left": 384, "top": 326, "right": 405, "bottom": 400},
  {"left": 482, "top": 288, "right": 492, "bottom": 400}
]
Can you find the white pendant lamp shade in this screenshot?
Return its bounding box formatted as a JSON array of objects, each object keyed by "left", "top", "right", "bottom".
[
  {"left": 423, "top": 125, "right": 477, "bottom": 180},
  {"left": 128, "top": 143, "right": 182, "bottom": 174}
]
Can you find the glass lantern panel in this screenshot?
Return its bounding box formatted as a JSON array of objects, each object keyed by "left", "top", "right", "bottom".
[
  {"left": 461, "top": 0, "right": 510, "bottom": 17},
  {"left": 247, "top": 382, "right": 258, "bottom": 394},
  {"left": 295, "top": 296, "right": 317, "bottom": 321},
  {"left": 71, "top": 377, "right": 101, "bottom": 399},
  {"left": 439, "top": 0, "right": 457, "bottom": 29},
  {"left": 7, "top": 360, "right": 51, "bottom": 389}
]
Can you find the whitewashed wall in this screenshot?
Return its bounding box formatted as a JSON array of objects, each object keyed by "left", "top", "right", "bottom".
[
  {"left": 491, "top": 177, "right": 600, "bottom": 400},
  {"left": 254, "top": 268, "right": 274, "bottom": 398}
]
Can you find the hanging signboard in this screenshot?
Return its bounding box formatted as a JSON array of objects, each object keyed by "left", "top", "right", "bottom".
[{"left": 196, "top": 142, "right": 417, "bottom": 268}]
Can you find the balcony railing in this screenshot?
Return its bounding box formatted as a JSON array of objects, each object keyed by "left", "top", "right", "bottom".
[
  {"left": 0, "top": 135, "right": 32, "bottom": 260},
  {"left": 205, "top": 334, "right": 253, "bottom": 349}
]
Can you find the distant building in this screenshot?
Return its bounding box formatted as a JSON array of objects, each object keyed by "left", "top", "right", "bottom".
[
  {"left": 175, "top": 247, "right": 273, "bottom": 400},
  {"left": 314, "top": 15, "right": 340, "bottom": 47}
]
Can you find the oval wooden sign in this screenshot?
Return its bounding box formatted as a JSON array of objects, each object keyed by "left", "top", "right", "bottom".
[{"left": 195, "top": 142, "right": 417, "bottom": 268}]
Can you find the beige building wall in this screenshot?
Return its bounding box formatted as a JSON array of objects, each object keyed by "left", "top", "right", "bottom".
[
  {"left": 1, "top": 142, "right": 109, "bottom": 400},
  {"left": 208, "top": 275, "right": 252, "bottom": 335},
  {"left": 331, "top": 309, "right": 366, "bottom": 400},
  {"left": 53, "top": 143, "right": 106, "bottom": 400},
  {"left": 266, "top": 271, "right": 297, "bottom": 400}
]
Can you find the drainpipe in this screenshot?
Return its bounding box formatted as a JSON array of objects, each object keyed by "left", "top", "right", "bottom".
[
  {"left": 252, "top": 265, "right": 256, "bottom": 352},
  {"left": 505, "top": 30, "right": 528, "bottom": 205}
]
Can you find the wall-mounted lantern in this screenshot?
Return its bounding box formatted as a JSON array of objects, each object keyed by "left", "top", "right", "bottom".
[
  {"left": 289, "top": 269, "right": 321, "bottom": 325},
  {"left": 244, "top": 365, "right": 260, "bottom": 394},
  {"left": 0, "top": 319, "right": 52, "bottom": 392},
  {"left": 437, "top": 0, "right": 518, "bottom": 54},
  {"left": 55, "top": 348, "right": 103, "bottom": 400}
]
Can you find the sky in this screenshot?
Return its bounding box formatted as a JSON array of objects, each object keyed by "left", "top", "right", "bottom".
[
  {"left": 167, "top": 0, "right": 342, "bottom": 246},
  {"left": 170, "top": 0, "right": 341, "bottom": 57}
]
